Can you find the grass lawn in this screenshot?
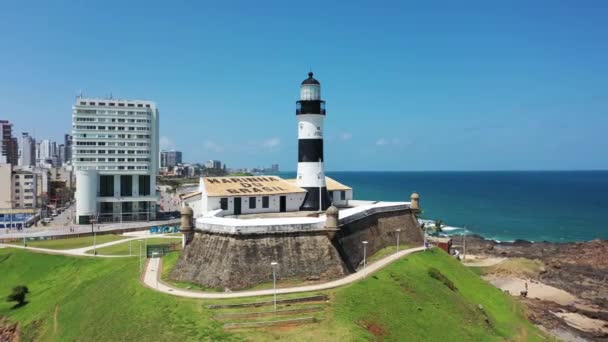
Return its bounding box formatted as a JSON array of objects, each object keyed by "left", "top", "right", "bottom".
[
  {"left": 479, "top": 258, "right": 545, "bottom": 278},
  {"left": 367, "top": 244, "right": 412, "bottom": 263},
  {"left": 9, "top": 234, "right": 127, "bottom": 250},
  {"left": 0, "top": 248, "right": 236, "bottom": 341},
  {"left": 235, "top": 249, "right": 550, "bottom": 342},
  {"left": 0, "top": 247, "right": 549, "bottom": 341},
  {"left": 87, "top": 237, "right": 182, "bottom": 255}
]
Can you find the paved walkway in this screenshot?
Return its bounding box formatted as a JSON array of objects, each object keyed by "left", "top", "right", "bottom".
[
  {"left": 142, "top": 245, "right": 426, "bottom": 299},
  {"left": 0, "top": 219, "right": 181, "bottom": 240},
  {"left": 0, "top": 235, "right": 182, "bottom": 258}
]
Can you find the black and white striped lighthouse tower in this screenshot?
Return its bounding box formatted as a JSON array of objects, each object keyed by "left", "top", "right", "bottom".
[{"left": 296, "top": 72, "right": 331, "bottom": 211}]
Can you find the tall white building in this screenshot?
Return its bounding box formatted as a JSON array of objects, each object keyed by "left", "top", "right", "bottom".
[
  {"left": 37, "top": 139, "right": 53, "bottom": 166},
  {"left": 18, "top": 132, "right": 36, "bottom": 167},
  {"left": 72, "top": 97, "right": 160, "bottom": 224}
]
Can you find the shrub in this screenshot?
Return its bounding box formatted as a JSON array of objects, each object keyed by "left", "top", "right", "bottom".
[
  {"left": 428, "top": 267, "right": 457, "bottom": 291},
  {"left": 6, "top": 285, "right": 29, "bottom": 307}
]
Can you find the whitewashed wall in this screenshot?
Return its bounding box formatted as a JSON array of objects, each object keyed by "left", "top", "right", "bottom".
[
  {"left": 204, "top": 193, "right": 306, "bottom": 216},
  {"left": 183, "top": 194, "right": 202, "bottom": 218},
  {"left": 329, "top": 189, "right": 353, "bottom": 206}
]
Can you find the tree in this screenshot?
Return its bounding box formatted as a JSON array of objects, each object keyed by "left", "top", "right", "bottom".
[
  {"left": 6, "top": 285, "right": 29, "bottom": 307},
  {"left": 433, "top": 220, "right": 443, "bottom": 235}
]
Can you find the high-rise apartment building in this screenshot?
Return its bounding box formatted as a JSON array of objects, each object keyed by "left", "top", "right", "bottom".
[
  {"left": 0, "top": 164, "right": 41, "bottom": 210},
  {"left": 18, "top": 132, "right": 36, "bottom": 167},
  {"left": 0, "top": 120, "right": 18, "bottom": 165},
  {"left": 205, "top": 160, "right": 222, "bottom": 170},
  {"left": 37, "top": 139, "right": 53, "bottom": 166},
  {"left": 72, "top": 97, "right": 159, "bottom": 224},
  {"left": 64, "top": 134, "right": 73, "bottom": 163},
  {"left": 160, "top": 150, "right": 182, "bottom": 168}
]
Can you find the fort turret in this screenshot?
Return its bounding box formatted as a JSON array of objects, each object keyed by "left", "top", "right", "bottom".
[{"left": 180, "top": 204, "right": 194, "bottom": 247}]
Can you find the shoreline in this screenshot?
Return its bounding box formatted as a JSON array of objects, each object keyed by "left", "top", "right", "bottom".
[
  {"left": 419, "top": 219, "right": 608, "bottom": 244},
  {"left": 455, "top": 235, "right": 608, "bottom": 341}
]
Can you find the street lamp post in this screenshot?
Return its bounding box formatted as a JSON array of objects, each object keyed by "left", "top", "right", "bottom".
[
  {"left": 362, "top": 241, "right": 368, "bottom": 274},
  {"left": 139, "top": 240, "right": 143, "bottom": 274},
  {"left": 271, "top": 261, "right": 278, "bottom": 312},
  {"left": 395, "top": 229, "right": 401, "bottom": 251},
  {"left": 90, "top": 218, "right": 97, "bottom": 256}
]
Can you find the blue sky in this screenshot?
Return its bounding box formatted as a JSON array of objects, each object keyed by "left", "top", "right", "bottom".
[{"left": 1, "top": 1, "right": 607, "bottom": 171}]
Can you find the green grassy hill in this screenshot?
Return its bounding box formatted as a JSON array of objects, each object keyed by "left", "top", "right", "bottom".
[{"left": 0, "top": 248, "right": 547, "bottom": 341}]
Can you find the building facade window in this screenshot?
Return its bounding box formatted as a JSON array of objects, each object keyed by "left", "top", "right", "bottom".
[
  {"left": 249, "top": 197, "right": 256, "bottom": 209},
  {"left": 340, "top": 191, "right": 346, "bottom": 201},
  {"left": 262, "top": 196, "right": 269, "bottom": 208},
  {"left": 220, "top": 198, "right": 228, "bottom": 210},
  {"left": 120, "top": 175, "right": 132, "bottom": 196},
  {"left": 139, "top": 175, "right": 150, "bottom": 196},
  {"left": 99, "top": 175, "right": 114, "bottom": 196}
]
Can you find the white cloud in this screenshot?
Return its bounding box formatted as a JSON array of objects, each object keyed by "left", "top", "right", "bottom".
[
  {"left": 263, "top": 137, "right": 281, "bottom": 149},
  {"left": 376, "top": 138, "right": 401, "bottom": 147},
  {"left": 159, "top": 136, "right": 174, "bottom": 150},
  {"left": 340, "top": 132, "right": 353, "bottom": 141},
  {"left": 203, "top": 140, "right": 223, "bottom": 153},
  {"left": 376, "top": 138, "right": 389, "bottom": 146}
]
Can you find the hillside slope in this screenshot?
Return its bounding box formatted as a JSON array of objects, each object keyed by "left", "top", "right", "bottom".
[
  {"left": 0, "top": 248, "right": 547, "bottom": 341},
  {"left": 239, "top": 249, "right": 548, "bottom": 341}
]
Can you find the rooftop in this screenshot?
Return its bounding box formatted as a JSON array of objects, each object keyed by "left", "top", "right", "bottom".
[
  {"left": 285, "top": 176, "right": 352, "bottom": 191},
  {"left": 202, "top": 176, "right": 306, "bottom": 197}
]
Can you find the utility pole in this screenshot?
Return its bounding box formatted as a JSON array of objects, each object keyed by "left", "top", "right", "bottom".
[
  {"left": 362, "top": 241, "right": 368, "bottom": 274},
  {"left": 463, "top": 226, "right": 467, "bottom": 262},
  {"left": 271, "top": 262, "right": 278, "bottom": 312},
  {"left": 90, "top": 218, "right": 97, "bottom": 256},
  {"left": 395, "top": 228, "right": 401, "bottom": 251}
]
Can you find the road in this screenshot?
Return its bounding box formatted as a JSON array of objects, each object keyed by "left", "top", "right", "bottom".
[
  {"left": 142, "top": 245, "right": 426, "bottom": 299},
  {"left": 46, "top": 202, "right": 76, "bottom": 227}
]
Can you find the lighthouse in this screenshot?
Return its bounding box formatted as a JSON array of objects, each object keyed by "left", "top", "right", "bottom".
[{"left": 296, "top": 72, "right": 331, "bottom": 211}]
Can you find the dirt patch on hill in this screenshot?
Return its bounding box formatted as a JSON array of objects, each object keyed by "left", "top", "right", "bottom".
[
  {"left": 359, "top": 320, "right": 386, "bottom": 339},
  {"left": 0, "top": 317, "right": 19, "bottom": 342}
]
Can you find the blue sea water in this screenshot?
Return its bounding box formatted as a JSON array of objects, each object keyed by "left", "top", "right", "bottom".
[{"left": 280, "top": 171, "right": 608, "bottom": 242}]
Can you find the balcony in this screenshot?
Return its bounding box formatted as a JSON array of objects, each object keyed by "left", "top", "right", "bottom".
[{"left": 296, "top": 100, "right": 326, "bottom": 115}]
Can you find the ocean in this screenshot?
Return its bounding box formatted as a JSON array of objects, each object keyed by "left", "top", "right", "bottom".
[{"left": 279, "top": 171, "right": 608, "bottom": 242}]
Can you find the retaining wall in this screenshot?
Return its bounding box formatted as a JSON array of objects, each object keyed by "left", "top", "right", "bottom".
[{"left": 171, "top": 205, "right": 423, "bottom": 290}]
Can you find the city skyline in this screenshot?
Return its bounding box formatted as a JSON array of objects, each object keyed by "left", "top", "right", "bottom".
[{"left": 1, "top": 1, "right": 607, "bottom": 171}]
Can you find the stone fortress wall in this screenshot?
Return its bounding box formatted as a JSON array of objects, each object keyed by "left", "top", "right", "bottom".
[{"left": 171, "top": 196, "right": 424, "bottom": 290}]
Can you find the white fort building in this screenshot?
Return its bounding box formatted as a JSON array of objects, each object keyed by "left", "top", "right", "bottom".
[{"left": 72, "top": 97, "right": 159, "bottom": 224}]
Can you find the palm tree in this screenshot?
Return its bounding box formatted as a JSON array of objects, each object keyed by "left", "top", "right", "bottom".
[{"left": 433, "top": 220, "right": 443, "bottom": 235}]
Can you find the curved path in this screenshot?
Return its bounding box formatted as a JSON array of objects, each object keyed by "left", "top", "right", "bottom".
[
  {"left": 142, "top": 245, "right": 426, "bottom": 299},
  {"left": 0, "top": 235, "right": 181, "bottom": 258}
]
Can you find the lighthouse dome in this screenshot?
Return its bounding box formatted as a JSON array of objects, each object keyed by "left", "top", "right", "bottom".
[
  {"left": 300, "top": 72, "right": 321, "bottom": 100},
  {"left": 301, "top": 72, "right": 320, "bottom": 85}
]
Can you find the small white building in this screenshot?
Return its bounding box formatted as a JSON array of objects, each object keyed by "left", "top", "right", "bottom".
[
  {"left": 182, "top": 175, "right": 354, "bottom": 218},
  {"left": 325, "top": 177, "right": 353, "bottom": 206},
  {"left": 199, "top": 176, "right": 306, "bottom": 217}
]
